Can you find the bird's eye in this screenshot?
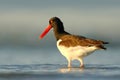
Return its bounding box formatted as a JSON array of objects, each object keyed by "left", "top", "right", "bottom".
[{"left": 49, "top": 20, "right": 53, "bottom": 24}]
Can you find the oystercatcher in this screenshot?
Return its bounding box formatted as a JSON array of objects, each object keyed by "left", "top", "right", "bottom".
[{"left": 40, "top": 17, "right": 108, "bottom": 68}]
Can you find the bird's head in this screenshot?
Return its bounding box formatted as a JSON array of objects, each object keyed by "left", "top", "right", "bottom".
[
  {"left": 49, "top": 17, "right": 62, "bottom": 27},
  {"left": 40, "top": 17, "right": 64, "bottom": 39}
]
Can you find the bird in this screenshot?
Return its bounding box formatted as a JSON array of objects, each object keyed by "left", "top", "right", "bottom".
[{"left": 40, "top": 17, "right": 109, "bottom": 68}]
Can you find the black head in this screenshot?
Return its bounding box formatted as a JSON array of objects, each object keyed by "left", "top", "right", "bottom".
[
  {"left": 49, "top": 17, "right": 64, "bottom": 31},
  {"left": 49, "top": 17, "right": 62, "bottom": 25},
  {"left": 40, "top": 17, "right": 69, "bottom": 40}
]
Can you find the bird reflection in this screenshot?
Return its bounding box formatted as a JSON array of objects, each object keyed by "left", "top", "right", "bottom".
[{"left": 59, "top": 67, "right": 84, "bottom": 73}]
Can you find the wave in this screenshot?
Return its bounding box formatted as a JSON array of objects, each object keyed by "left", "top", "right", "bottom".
[
  {"left": 0, "top": 64, "right": 120, "bottom": 80},
  {"left": 0, "top": 64, "right": 119, "bottom": 73}
]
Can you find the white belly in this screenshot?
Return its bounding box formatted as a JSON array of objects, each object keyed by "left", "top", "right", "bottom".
[{"left": 57, "top": 39, "right": 97, "bottom": 60}]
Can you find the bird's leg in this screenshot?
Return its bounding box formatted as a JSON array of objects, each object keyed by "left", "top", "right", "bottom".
[
  {"left": 78, "top": 58, "right": 84, "bottom": 68},
  {"left": 67, "top": 58, "right": 72, "bottom": 68}
]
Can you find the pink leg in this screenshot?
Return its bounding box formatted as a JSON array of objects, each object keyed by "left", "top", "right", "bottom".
[
  {"left": 78, "top": 58, "right": 84, "bottom": 68},
  {"left": 67, "top": 58, "right": 72, "bottom": 68}
]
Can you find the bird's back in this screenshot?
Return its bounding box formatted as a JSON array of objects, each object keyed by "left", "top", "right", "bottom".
[{"left": 59, "top": 34, "right": 108, "bottom": 50}]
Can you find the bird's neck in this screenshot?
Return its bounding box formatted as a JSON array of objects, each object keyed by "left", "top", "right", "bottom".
[{"left": 53, "top": 25, "right": 69, "bottom": 40}]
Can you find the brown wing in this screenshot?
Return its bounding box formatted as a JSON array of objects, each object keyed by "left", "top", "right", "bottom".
[{"left": 59, "top": 35, "right": 108, "bottom": 49}]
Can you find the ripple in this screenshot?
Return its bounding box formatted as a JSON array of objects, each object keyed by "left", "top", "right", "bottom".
[{"left": 0, "top": 64, "right": 119, "bottom": 79}]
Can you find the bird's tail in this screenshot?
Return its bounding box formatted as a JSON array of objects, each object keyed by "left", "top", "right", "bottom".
[
  {"left": 103, "top": 41, "right": 109, "bottom": 44},
  {"left": 97, "top": 45, "right": 107, "bottom": 50}
]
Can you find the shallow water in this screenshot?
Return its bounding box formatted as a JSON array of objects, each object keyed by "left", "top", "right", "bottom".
[
  {"left": 0, "top": 47, "right": 120, "bottom": 80},
  {"left": 0, "top": 64, "right": 120, "bottom": 80}
]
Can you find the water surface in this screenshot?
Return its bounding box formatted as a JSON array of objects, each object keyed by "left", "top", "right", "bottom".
[{"left": 0, "top": 47, "right": 119, "bottom": 80}]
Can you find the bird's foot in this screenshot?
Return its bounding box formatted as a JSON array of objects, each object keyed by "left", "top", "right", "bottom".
[{"left": 67, "top": 65, "right": 72, "bottom": 68}]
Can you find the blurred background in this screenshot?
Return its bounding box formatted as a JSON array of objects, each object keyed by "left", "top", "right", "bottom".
[{"left": 0, "top": 0, "right": 120, "bottom": 65}]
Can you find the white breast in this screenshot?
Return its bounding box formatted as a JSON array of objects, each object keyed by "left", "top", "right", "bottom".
[{"left": 57, "top": 39, "right": 98, "bottom": 60}]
